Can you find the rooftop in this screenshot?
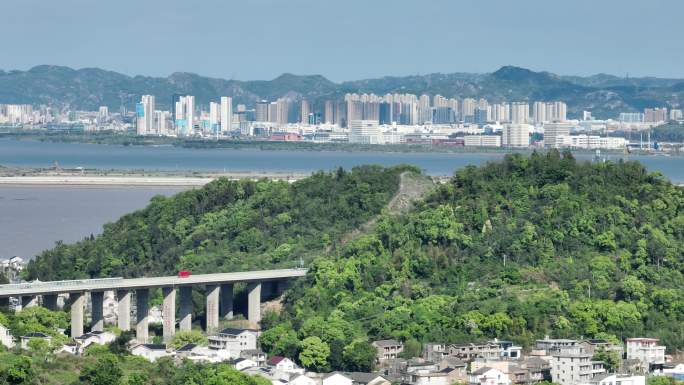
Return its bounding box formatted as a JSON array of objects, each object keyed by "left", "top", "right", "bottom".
[
  {"left": 218, "top": 327, "right": 258, "bottom": 335},
  {"left": 373, "top": 339, "right": 402, "bottom": 347},
  {"left": 22, "top": 332, "right": 49, "bottom": 338},
  {"left": 176, "top": 343, "right": 197, "bottom": 352}
]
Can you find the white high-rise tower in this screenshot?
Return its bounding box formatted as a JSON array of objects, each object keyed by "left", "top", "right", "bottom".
[{"left": 220, "top": 97, "right": 232, "bottom": 132}]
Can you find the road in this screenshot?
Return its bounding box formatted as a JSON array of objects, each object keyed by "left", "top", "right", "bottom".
[{"left": 0, "top": 268, "right": 308, "bottom": 297}]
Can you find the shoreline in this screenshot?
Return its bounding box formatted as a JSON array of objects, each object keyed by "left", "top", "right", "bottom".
[{"left": 0, "top": 172, "right": 312, "bottom": 186}]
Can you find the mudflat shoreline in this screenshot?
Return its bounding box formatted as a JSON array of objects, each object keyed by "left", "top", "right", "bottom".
[{"left": 0, "top": 169, "right": 311, "bottom": 186}]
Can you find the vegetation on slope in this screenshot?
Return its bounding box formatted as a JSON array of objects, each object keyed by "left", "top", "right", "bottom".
[
  {"left": 261, "top": 151, "right": 684, "bottom": 371},
  {"left": 0, "top": 346, "right": 269, "bottom": 385},
  {"left": 19, "top": 152, "right": 684, "bottom": 373},
  {"left": 25, "top": 165, "right": 414, "bottom": 280}
]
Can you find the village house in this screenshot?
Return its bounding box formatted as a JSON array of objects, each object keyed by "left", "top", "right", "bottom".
[
  {"left": 20, "top": 332, "right": 51, "bottom": 350},
  {"left": 580, "top": 339, "right": 624, "bottom": 357},
  {"left": 586, "top": 374, "right": 645, "bottom": 385},
  {"left": 323, "top": 372, "right": 390, "bottom": 385},
  {"left": 75, "top": 330, "right": 116, "bottom": 349},
  {"left": 232, "top": 357, "right": 258, "bottom": 371},
  {"left": 535, "top": 337, "right": 578, "bottom": 356},
  {"left": 424, "top": 343, "right": 449, "bottom": 362},
  {"left": 550, "top": 347, "right": 605, "bottom": 385},
  {"left": 469, "top": 367, "right": 512, "bottom": 385},
  {"left": 625, "top": 338, "right": 666, "bottom": 369},
  {"left": 0, "top": 324, "right": 14, "bottom": 348},
  {"left": 372, "top": 339, "right": 404, "bottom": 363},
  {"left": 241, "top": 349, "right": 267, "bottom": 367},
  {"left": 288, "top": 373, "right": 317, "bottom": 385},
  {"left": 449, "top": 342, "right": 502, "bottom": 360},
  {"left": 130, "top": 344, "right": 172, "bottom": 362},
  {"left": 268, "top": 356, "right": 302, "bottom": 378},
  {"left": 208, "top": 328, "right": 259, "bottom": 358}
]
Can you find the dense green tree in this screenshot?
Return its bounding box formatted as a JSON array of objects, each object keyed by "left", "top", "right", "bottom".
[
  {"left": 0, "top": 356, "right": 33, "bottom": 385},
  {"left": 169, "top": 330, "right": 208, "bottom": 349},
  {"left": 299, "top": 336, "right": 330, "bottom": 372},
  {"left": 79, "top": 354, "right": 123, "bottom": 385},
  {"left": 593, "top": 348, "right": 621, "bottom": 372},
  {"left": 259, "top": 324, "right": 300, "bottom": 358},
  {"left": 342, "top": 340, "right": 376, "bottom": 372}
]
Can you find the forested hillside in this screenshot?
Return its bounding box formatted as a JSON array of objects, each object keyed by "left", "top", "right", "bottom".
[
  {"left": 22, "top": 153, "right": 684, "bottom": 372},
  {"left": 262, "top": 151, "right": 684, "bottom": 371},
  {"left": 24, "top": 165, "right": 413, "bottom": 280}
]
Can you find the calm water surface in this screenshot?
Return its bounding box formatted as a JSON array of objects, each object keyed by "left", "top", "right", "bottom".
[{"left": 1, "top": 138, "right": 683, "bottom": 260}]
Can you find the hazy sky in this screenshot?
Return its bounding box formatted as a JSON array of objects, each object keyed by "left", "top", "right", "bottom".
[{"left": 2, "top": 0, "right": 682, "bottom": 81}]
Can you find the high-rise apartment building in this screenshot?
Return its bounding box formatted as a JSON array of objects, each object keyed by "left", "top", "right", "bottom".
[
  {"left": 543, "top": 122, "right": 572, "bottom": 148},
  {"left": 276, "top": 98, "right": 289, "bottom": 125},
  {"left": 300, "top": 100, "right": 311, "bottom": 124},
  {"left": 503, "top": 123, "right": 531, "bottom": 147},
  {"left": 174, "top": 95, "right": 195, "bottom": 135},
  {"left": 510, "top": 102, "right": 529, "bottom": 124},
  {"left": 349, "top": 120, "right": 381, "bottom": 144},
  {"left": 136, "top": 95, "right": 155, "bottom": 135},
  {"left": 324, "top": 101, "right": 335, "bottom": 124},
  {"left": 209, "top": 102, "right": 220, "bottom": 132},
  {"left": 644, "top": 108, "right": 668, "bottom": 123},
  {"left": 619, "top": 112, "right": 644, "bottom": 123},
  {"left": 255, "top": 101, "right": 269, "bottom": 122},
  {"left": 220, "top": 96, "right": 232, "bottom": 132}
]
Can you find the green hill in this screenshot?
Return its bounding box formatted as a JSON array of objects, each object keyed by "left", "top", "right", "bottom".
[
  {"left": 24, "top": 165, "right": 414, "bottom": 280},
  {"left": 23, "top": 153, "right": 684, "bottom": 371},
  {"left": 266, "top": 152, "right": 684, "bottom": 370}
]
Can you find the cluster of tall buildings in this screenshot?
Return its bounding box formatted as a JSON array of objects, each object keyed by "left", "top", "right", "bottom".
[
  {"left": 619, "top": 108, "right": 682, "bottom": 124},
  {"left": 0, "top": 104, "right": 37, "bottom": 124},
  {"left": 135, "top": 95, "right": 233, "bottom": 136},
  {"left": 326, "top": 94, "right": 567, "bottom": 127}
]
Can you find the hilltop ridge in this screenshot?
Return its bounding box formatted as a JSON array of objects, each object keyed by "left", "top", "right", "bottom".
[{"left": 1, "top": 65, "right": 682, "bottom": 118}]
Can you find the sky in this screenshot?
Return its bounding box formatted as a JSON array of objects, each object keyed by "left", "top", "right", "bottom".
[{"left": 1, "top": 0, "right": 683, "bottom": 82}]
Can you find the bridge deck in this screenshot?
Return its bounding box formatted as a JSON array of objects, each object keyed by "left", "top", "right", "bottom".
[{"left": 0, "top": 268, "right": 308, "bottom": 297}]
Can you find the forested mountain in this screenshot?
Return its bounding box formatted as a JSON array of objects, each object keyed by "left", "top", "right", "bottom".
[
  {"left": 265, "top": 152, "right": 684, "bottom": 370},
  {"left": 23, "top": 154, "right": 684, "bottom": 371},
  {"left": 1, "top": 65, "right": 683, "bottom": 118},
  {"left": 24, "top": 165, "right": 413, "bottom": 280}
]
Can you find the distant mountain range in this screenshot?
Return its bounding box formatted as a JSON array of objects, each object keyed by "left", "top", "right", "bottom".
[{"left": 1, "top": 65, "right": 682, "bottom": 119}]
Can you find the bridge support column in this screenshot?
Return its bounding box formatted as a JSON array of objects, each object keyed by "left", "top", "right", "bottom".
[
  {"left": 179, "top": 286, "right": 192, "bottom": 331},
  {"left": 220, "top": 284, "right": 233, "bottom": 320},
  {"left": 136, "top": 289, "right": 149, "bottom": 343},
  {"left": 71, "top": 292, "right": 85, "bottom": 338},
  {"left": 43, "top": 294, "right": 58, "bottom": 311},
  {"left": 247, "top": 282, "right": 262, "bottom": 325},
  {"left": 162, "top": 287, "right": 176, "bottom": 343},
  {"left": 117, "top": 290, "right": 131, "bottom": 331},
  {"left": 21, "top": 295, "right": 38, "bottom": 309},
  {"left": 206, "top": 285, "right": 219, "bottom": 333},
  {"left": 91, "top": 291, "right": 104, "bottom": 332}
]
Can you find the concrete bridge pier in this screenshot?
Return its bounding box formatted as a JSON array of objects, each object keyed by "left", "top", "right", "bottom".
[
  {"left": 162, "top": 287, "right": 176, "bottom": 343},
  {"left": 135, "top": 289, "right": 149, "bottom": 343},
  {"left": 21, "top": 295, "right": 38, "bottom": 309},
  {"left": 91, "top": 291, "right": 104, "bottom": 332},
  {"left": 206, "top": 285, "right": 220, "bottom": 333},
  {"left": 43, "top": 294, "right": 58, "bottom": 311},
  {"left": 247, "top": 282, "right": 262, "bottom": 325},
  {"left": 117, "top": 290, "right": 131, "bottom": 331},
  {"left": 71, "top": 292, "right": 85, "bottom": 338},
  {"left": 179, "top": 286, "right": 192, "bottom": 331},
  {"left": 220, "top": 284, "right": 233, "bottom": 320}
]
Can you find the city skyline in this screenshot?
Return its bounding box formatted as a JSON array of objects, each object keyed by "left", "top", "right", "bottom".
[{"left": 1, "top": 0, "right": 683, "bottom": 81}]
